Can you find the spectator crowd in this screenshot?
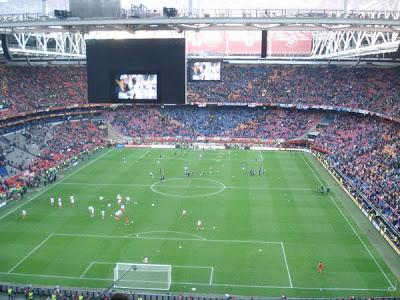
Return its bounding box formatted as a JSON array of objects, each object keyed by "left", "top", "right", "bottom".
[
  {"left": 106, "top": 106, "right": 320, "bottom": 140},
  {"left": 0, "top": 118, "right": 105, "bottom": 202},
  {"left": 0, "top": 64, "right": 399, "bottom": 119},
  {"left": 188, "top": 64, "right": 400, "bottom": 118},
  {"left": 105, "top": 106, "right": 399, "bottom": 230},
  {"left": 0, "top": 63, "right": 397, "bottom": 235},
  {"left": 314, "top": 115, "right": 400, "bottom": 231},
  {"left": 0, "top": 65, "right": 87, "bottom": 117}
]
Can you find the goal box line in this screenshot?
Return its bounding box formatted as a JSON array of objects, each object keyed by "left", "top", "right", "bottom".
[
  {"left": 115, "top": 263, "right": 172, "bottom": 269},
  {"left": 114, "top": 262, "right": 172, "bottom": 290}
]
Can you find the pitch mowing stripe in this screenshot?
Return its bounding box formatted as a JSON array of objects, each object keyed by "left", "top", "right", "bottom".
[
  {"left": 59, "top": 182, "right": 314, "bottom": 191},
  {"left": 300, "top": 153, "right": 395, "bottom": 289},
  {"left": 0, "top": 148, "right": 113, "bottom": 222}
]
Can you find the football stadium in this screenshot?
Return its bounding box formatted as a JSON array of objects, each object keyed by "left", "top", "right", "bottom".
[{"left": 0, "top": 1, "right": 399, "bottom": 300}]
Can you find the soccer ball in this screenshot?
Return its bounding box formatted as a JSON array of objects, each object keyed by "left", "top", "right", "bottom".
[{"left": 151, "top": 203, "right": 155, "bottom": 207}]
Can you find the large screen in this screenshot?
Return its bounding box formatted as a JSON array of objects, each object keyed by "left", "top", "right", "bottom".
[
  {"left": 87, "top": 39, "right": 185, "bottom": 104},
  {"left": 189, "top": 61, "right": 221, "bottom": 81},
  {"left": 113, "top": 73, "right": 158, "bottom": 100}
]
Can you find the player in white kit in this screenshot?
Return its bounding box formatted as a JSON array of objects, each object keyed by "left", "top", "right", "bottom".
[
  {"left": 115, "top": 209, "right": 122, "bottom": 221},
  {"left": 88, "top": 206, "right": 95, "bottom": 218},
  {"left": 196, "top": 220, "right": 204, "bottom": 230}
]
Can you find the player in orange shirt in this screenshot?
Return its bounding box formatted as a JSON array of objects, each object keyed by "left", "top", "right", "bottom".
[
  {"left": 317, "top": 261, "right": 324, "bottom": 273},
  {"left": 125, "top": 216, "right": 130, "bottom": 226}
]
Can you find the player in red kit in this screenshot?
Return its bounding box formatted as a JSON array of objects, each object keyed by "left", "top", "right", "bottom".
[
  {"left": 317, "top": 261, "right": 324, "bottom": 273},
  {"left": 125, "top": 216, "right": 130, "bottom": 226}
]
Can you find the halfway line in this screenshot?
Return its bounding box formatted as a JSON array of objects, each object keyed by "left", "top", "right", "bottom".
[{"left": 60, "top": 182, "right": 314, "bottom": 191}]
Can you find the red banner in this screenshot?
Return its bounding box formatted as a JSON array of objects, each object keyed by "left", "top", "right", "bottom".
[{"left": 268, "top": 31, "right": 312, "bottom": 56}]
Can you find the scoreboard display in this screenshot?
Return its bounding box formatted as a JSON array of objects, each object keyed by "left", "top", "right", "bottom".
[{"left": 87, "top": 38, "right": 185, "bottom": 104}]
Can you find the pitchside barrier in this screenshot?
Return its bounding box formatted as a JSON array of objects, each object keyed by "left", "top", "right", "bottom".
[{"left": 1, "top": 283, "right": 399, "bottom": 300}]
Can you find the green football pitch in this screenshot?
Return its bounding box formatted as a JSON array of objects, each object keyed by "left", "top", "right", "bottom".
[{"left": 0, "top": 148, "right": 399, "bottom": 298}]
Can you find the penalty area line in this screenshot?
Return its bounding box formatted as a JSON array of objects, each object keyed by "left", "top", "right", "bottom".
[
  {"left": 8, "top": 234, "right": 54, "bottom": 274},
  {"left": 280, "top": 242, "right": 293, "bottom": 288},
  {"left": 80, "top": 262, "right": 95, "bottom": 279}
]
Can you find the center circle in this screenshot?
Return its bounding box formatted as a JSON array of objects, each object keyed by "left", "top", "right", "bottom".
[{"left": 150, "top": 178, "right": 226, "bottom": 198}]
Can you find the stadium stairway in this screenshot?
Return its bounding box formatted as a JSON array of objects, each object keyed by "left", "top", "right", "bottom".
[
  {"left": 0, "top": 138, "right": 36, "bottom": 172},
  {"left": 295, "top": 113, "right": 326, "bottom": 140},
  {"left": 106, "top": 122, "right": 133, "bottom": 143},
  {"left": 1, "top": 134, "right": 40, "bottom": 157}
]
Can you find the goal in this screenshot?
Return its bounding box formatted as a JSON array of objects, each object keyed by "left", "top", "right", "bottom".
[{"left": 113, "top": 263, "right": 172, "bottom": 290}]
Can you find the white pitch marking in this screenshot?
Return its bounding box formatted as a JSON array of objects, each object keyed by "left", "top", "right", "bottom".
[
  {"left": 8, "top": 234, "right": 54, "bottom": 273},
  {"left": 126, "top": 230, "right": 206, "bottom": 241},
  {"left": 280, "top": 242, "right": 293, "bottom": 288},
  {"left": 209, "top": 267, "right": 214, "bottom": 285},
  {"left": 54, "top": 233, "right": 281, "bottom": 245},
  {"left": 259, "top": 151, "right": 264, "bottom": 163},
  {"left": 60, "top": 182, "right": 313, "bottom": 192},
  {"left": 301, "top": 153, "right": 395, "bottom": 289},
  {"left": 0, "top": 149, "right": 113, "bottom": 222},
  {"left": 80, "top": 262, "right": 94, "bottom": 279}
]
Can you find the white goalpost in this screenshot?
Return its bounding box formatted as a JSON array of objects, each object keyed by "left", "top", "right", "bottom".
[{"left": 113, "top": 263, "right": 172, "bottom": 290}]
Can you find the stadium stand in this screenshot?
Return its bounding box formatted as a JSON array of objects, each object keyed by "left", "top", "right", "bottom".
[
  {"left": 0, "top": 118, "right": 104, "bottom": 200},
  {"left": 0, "top": 66, "right": 87, "bottom": 117},
  {"left": 106, "top": 106, "right": 321, "bottom": 140},
  {"left": 314, "top": 115, "right": 400, "bottom": 231},
  {"left": 0, "top": 65, "right": 399, "bottom": 119},
  {"left": 0, "top": 63, "right": 397, "bottom": 261},
  {"left": 0, "top": 62, "right": 397, "bottom": 225},
  {"left": 187, "top": 64, "right": 400, "bottom": 118}
]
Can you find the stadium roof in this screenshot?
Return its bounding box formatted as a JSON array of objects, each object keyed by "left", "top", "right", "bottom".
[{"left": 0, "top": 0, "right": 399, "bottom": 63}]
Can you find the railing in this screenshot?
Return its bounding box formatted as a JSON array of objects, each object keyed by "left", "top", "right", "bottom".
[
  {"left": 1, "top": 269, "right": 400, "bottom": 299},
  {"left": 0, "top": 9, "right": 399, "bottom": 23},
  {"left": 173, "top": 9, "right": 400, "bottom": 20}
]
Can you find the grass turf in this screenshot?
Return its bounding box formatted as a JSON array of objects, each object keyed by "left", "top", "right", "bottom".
[{"left": 0, "top": 148, "right": 399, "bottom": 298}]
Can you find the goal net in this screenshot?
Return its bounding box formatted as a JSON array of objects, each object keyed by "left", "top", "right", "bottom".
[{"left": 113, "top": 263, "right": 172, "bottom": 290}]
